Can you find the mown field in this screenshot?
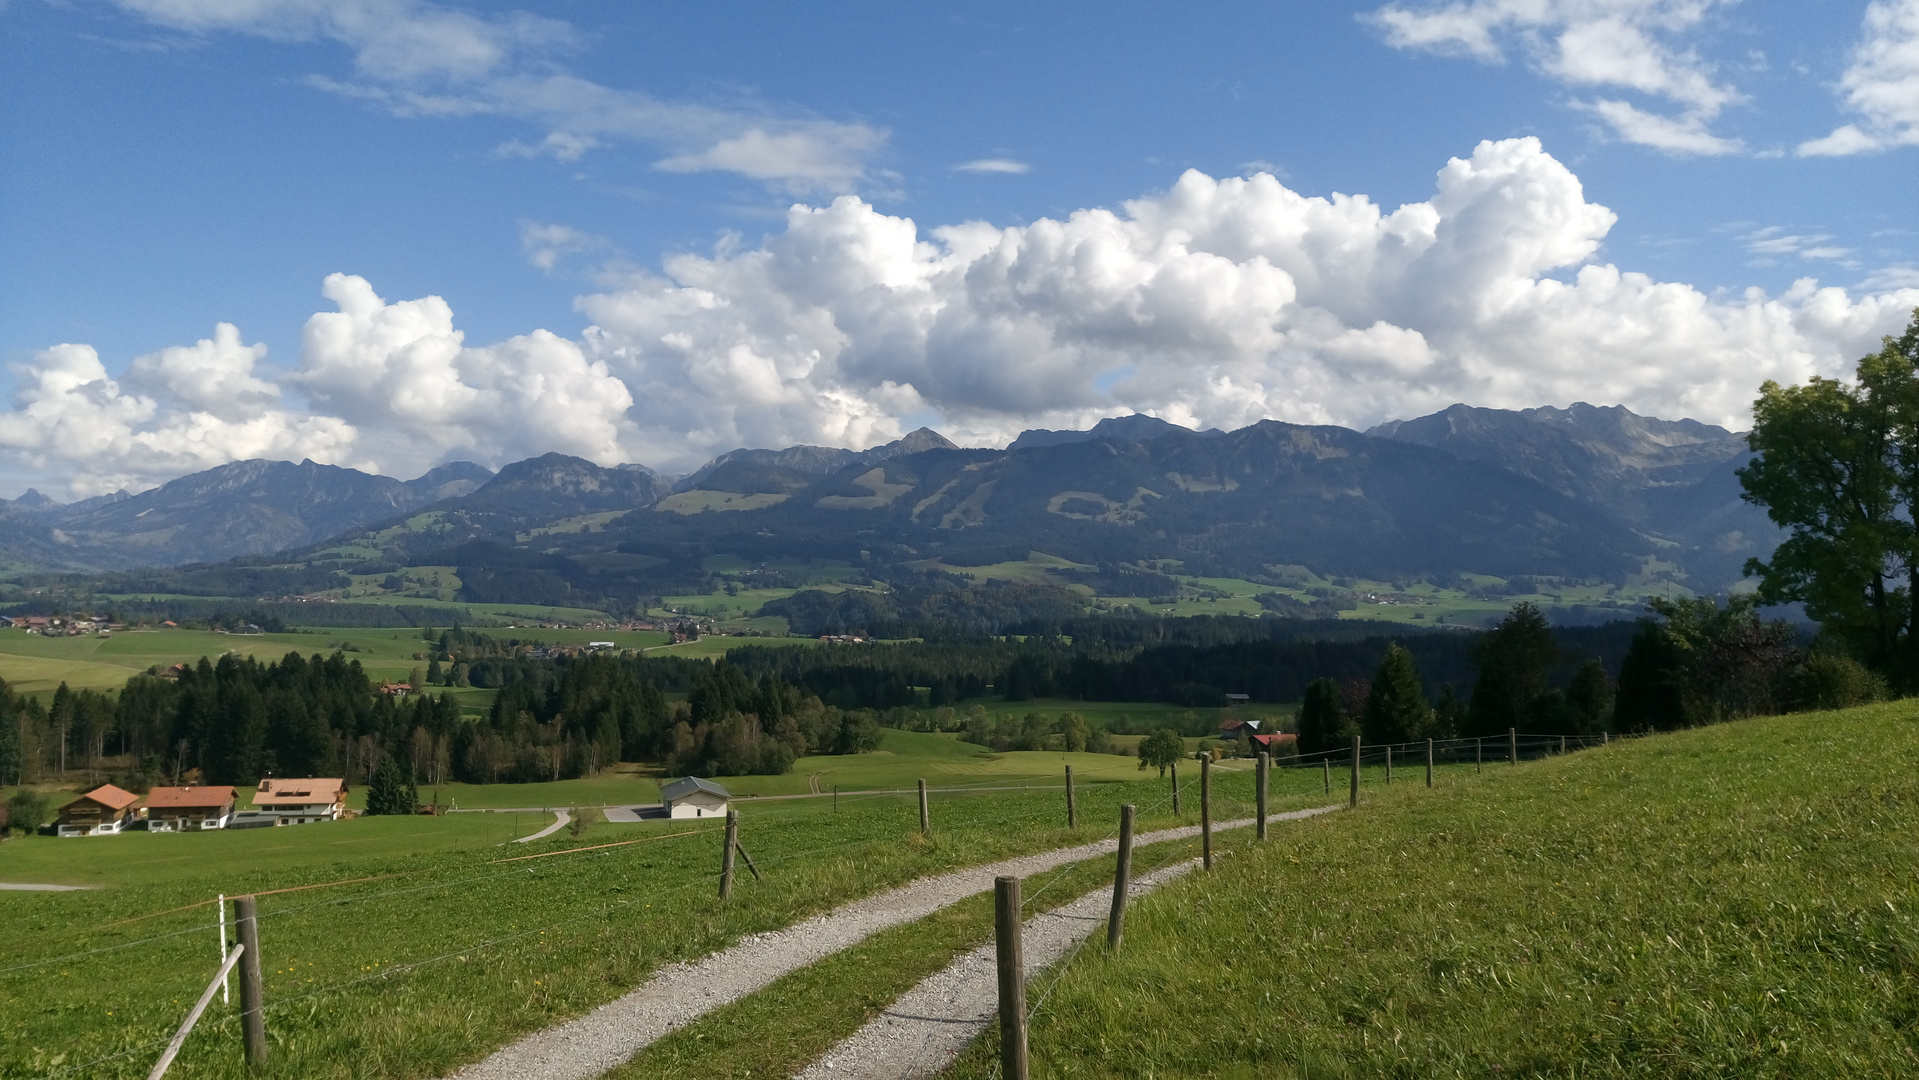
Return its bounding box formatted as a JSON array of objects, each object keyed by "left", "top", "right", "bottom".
[
  {"left": 0, "top": 755, "right": 1324, "bottom": 1079},
  {"left": 944, "top": 701, "right": 1919, "bottom": 1079},
  {"left": 0, "top": 625, "right": 839, "bottom": 698}
]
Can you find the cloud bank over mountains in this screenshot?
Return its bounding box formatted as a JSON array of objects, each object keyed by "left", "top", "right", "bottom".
[{"left": 8, "top": 138, "right": 1917, "bottom": 497}]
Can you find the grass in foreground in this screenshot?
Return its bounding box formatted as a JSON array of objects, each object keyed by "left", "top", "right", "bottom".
[
  {"left": 950, "top": 702, "right": 1919, "bottom": 1078},
  {"left": 0, "top": 764, "right": 1315, "bottom": 1079}
]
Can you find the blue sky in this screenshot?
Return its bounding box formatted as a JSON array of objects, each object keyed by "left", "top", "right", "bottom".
[{"left": 1, "top": 0, "right": 1916, "bottom": 495}]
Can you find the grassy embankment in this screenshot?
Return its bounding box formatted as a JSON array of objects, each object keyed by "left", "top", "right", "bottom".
[
  {"left": 0, "top": 751, "right": 1326, "bottom": 1080},
  {"left": 929, "top": 700, "right": 1919, "bottom": 1079}
]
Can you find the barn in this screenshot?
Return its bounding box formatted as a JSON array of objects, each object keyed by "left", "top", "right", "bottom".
[{"left": 660, "top": 776, "right": 732, "bottom": 819}]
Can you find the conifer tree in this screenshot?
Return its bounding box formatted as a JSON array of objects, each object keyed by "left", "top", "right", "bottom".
[{"left": 1362, "top": 643, "right": 1430, "bottom": 744}]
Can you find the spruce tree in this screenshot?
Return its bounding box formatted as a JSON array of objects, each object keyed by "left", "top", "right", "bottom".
[
  {"left": 365, "top": 753, "right": 417, "bottom": 815},
  {"left": 1295, "top": 677, "right": 1346, "bottom": 756},
  {"left": 1362, "top": 643, "right": 1430, "bottom": 744}
]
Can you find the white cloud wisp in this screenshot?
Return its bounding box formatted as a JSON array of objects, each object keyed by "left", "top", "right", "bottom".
[
  {"left": 109, "top": 0, "right": 889, "bottom": 194},
  {"left": 9, "top": 138, "right": 1917, "bottom": 496},
  {"left": 1367, "top": 0, "right": 1745, "bottom": 154},
  {"left": 1800, "top": 0, "right": 1919, "bottom": 155}
]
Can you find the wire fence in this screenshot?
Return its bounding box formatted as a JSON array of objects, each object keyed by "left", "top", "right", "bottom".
[{"left": 9, "top": 729, "right": 1571, "bottom": 1080}]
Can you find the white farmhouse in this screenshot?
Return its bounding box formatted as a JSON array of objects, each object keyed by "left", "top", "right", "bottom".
[{"left": 660, "top": 776, "right": 731, "bottom": 819}]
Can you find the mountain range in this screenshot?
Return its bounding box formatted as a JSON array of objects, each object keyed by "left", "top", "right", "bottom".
[{"left": 2, "top": 403, "right": 1779, "bottom": 612}]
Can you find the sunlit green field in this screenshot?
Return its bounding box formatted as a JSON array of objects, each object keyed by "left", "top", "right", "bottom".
[
  {"left": 0, "top": 759, "right": 1323, "bottom": 1080},
  {"left": 949, "top": 701, "right": 1919, "bottom": 1079}
]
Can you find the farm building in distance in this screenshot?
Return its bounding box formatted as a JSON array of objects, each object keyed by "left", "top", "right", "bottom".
[
  {"left": 56, "top": 784, "right": 141, "bottom": 836},
  {"left": 660, "top": 776, "right": 731, "bottom": 818},
  {"left": 233, "top": 778, "right": 349, "bottom": 826},
  {"left": 144, "top": 785, "right": 236, "bottom": 831}
]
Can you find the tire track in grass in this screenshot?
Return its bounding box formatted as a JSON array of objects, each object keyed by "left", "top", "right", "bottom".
[{"left": 442, "top": 808, "right": 1338, "bottom": 1080}]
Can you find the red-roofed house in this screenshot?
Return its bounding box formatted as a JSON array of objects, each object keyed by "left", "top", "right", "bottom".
[
  {"left": 1248, "top": 733, "right": 1298, "bottom": 758},
  {"left": 143, "top": 785, "right": 237, "bottom": 832},
  {"left": 56, "top": 784, "right": 141, "bottom": 837},
  {"left": 234, "top": 778, "right": 348, "bottom": 826}
]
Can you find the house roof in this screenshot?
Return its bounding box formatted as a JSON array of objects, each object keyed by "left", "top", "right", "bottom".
[
  {"left": 661, "top": 776, "right": 732, "bottom": 802},
  {"left": 1249, "top": 733, "right": 1297, "bottom": 748},
  {"left": 73, "top": 784, "right": 140, "bottom": 811},
  {"left": 253, "top": 778, "right": 347, "bottom": 805},
  {"left": 144, "top": 785, "right": 237, "bottom": 809}
]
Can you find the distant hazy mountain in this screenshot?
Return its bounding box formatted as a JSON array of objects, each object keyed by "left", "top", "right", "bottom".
[
  {"left": 10, "top": 405, "right": 1784, "bottom": 605},
  {"left": 0, "top": 458, "right": 498, "bottom": 570},
  {"left": 1368, "top": 403, "right": 1778, "bottom": 591},
  {"left": 673, "top": 428, "right": 960, "bottom": 494},
  {"left": 1009, "top": 414, "right": 1223, "bottom": 451}
]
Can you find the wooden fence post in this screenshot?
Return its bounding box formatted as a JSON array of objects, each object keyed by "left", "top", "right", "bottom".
[
  {"left": 1200, "top": 755, "right": 1212, "bottom": 871},
  {"left": 234, "top": 894, "right": 266, "bottom": 1067},
  {"left": 1256, "top": 752, "right": 1269, "bottom": 840},
  {"left": 1171, "top": 759, "right": 1180, "bottom": 815},
  {"left": 1560, "top": 735, "right": 1567, "bottom": 755},
  {"left": 1426, "top": 738, "right": 1434, "bottom": 788},
  {"left": 918, "top": 778, "right": 929, "bottom": 835},
  {"left": 217, "top": 893, "right": 229, "bottom": 1006},
  {"left": 1386, "top": 745, "right": 1393, "bottom": 785},
  {"left": 1509, "top": 727, "right": 1518, "bottom": 765},
  {"left": 1065, "top": 765, "right": 1076, "bottom": 829},
  {"left": 720, "top": 810, "right": 738, "bottom": 898},
  {"left": 1476, "top": 737, "right": 1482, "bottom": 774},
  {"left": 995, "top": 876, "right": 1030, "bottom": 1080},
  {"left": 1349, "top": 736, "right": 1361, "bottom": 808},
  {"left": 1108, "top": 804, "right": 1135, "bottom": 951},
  {"left": 1323, "top": 758, "right": 1330, "bottom": 796},
  {"left": 1603, "top": 731, "right": 1610, "bottom": 745},
  {"left": 833, "top": 785, "right": 838, "bottom": 812}
]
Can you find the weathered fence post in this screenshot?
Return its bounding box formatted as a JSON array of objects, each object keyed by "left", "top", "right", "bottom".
[
  {"left": 1200, "top": 754, "right": 1212, "bottom": 871},
  {"left": 918, "top": 778, "right": 929, "bottom": 835},
  {"left": 1426, "top": 738, "right": 1434, "bottom": 788},
  {"left": 995, "top": 876, "right": 1030, "bottom": 1080},
  {"left": 1349, "top": 736, "right": 1361, "bottom": 808},
  {"left": 234, "top": 894, "right": 267, "bottom": 1067},
  {"left": 1171, "top": 759, "right": 1180, "bottom": 814},
  {"left": 833, "top": 785, "right": 838, "bottom": 812},
  {"left": 1560, "top": 735, "right": 1567, "bottom": 755},
  {"left": 1108, "top": 804, "right": 1135, "bottom": 951},
  {"left": 1323, "top": 758, "right": 1330, "bottom": 796},
  {"left": 217, "top": 893, "right": 229, "bottom": 1006},
  {"left": 1256, "top": 752, "right": 1269, "bottom": 840},
  {"left": 1509, "top": 727, "right": 1518, "bottom": 765},
  {"left": 1476, "top": 737, "right": 1482, "bottom": 774},
  {"left": 1603, "top": 731, "right": 1610, "bottom": 745},
  {"left": 1386, "top": 745, "right": 1393, "bottom": 785},
  {"left": 1065, "top": 764, "right": 1076, "bottom": 829},
  {"left": 720, "top": 810, "right": 738, "bottom": 898}
]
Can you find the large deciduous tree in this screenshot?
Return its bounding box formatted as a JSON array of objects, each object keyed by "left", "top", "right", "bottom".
[{"left": 1741, "top": 307, "right": 1919, "bottom": 688}]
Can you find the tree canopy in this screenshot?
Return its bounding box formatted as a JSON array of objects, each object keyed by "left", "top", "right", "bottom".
[{"left": 1741, "top": 306, "right": 1919, "bottom": 688}]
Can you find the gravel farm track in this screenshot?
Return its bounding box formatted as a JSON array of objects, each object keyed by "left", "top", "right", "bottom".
[{"left": 445, "top": 807, "right": 1338, "bottom": 1080}]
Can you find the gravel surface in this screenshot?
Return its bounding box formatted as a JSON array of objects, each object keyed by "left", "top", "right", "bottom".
[
  {"left": 443, "top": 806, "right": 1337, "bottom": 1080},
  {"left": 794, "top": 858, "right": 1205, "bottom": 1080},
  {"left": 516, "top": 811, "right": 571, "bottom": 843}
]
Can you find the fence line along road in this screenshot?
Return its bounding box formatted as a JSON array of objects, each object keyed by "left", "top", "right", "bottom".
[{"left": 441, "top": 807, "right": 1337, "bottom": 1080}]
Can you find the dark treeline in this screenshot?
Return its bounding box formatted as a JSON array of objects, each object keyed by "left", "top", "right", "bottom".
[
  {"left": 0, "top": 647, "right": 883, "bottom": 791},
  {"left": 759, "top": 578, "right": 1089, "bottom": 638},
  {"left": 722, "top": 620, "right": 1640, "bottom": 712}
]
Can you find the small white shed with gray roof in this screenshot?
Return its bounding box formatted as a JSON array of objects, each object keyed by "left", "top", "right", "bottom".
[{"left": 660, "top": 776, "right": 732, "bottom": 819}]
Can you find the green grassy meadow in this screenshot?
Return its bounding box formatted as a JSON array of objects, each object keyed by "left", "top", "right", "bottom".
[
  {"left": 0, "top": 757, "right": 1309, "bottom": 1080},
  {"left": 946, "top": 702, "right": 1919, "bottom": 1079}
]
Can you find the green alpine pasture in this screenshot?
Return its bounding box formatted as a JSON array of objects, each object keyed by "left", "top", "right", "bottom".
[
  {"left": 0, "top": 762, "right": 1309, "bottom": 1080},
  {"left": 948, "top": 701, "right": 1919, "bottom": 1079}
]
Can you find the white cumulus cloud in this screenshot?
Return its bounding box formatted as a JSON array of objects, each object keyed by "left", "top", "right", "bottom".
[
  {"left": 1368, "top": 0, "right": 1745, "bottom": 154},
  {"left": 1799, "top": 0, "right": 1919, "bottom": 155},
  {"left": 8, "top": 138, "right": 1918, "bottom": 495}
]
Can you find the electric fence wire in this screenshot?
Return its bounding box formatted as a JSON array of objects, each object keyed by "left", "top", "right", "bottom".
[{"left": 0, "top": 918, "right": 224, "bottom": 977}]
